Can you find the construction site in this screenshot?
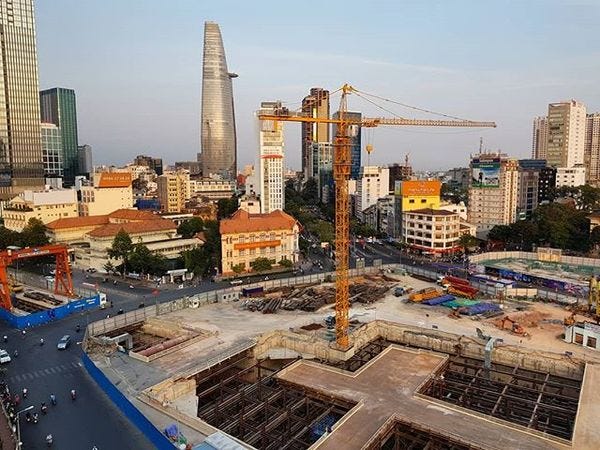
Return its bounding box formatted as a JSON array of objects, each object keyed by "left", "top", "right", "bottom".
[{"left": 86, "top": 268, "right": 600, "bottom": 450}]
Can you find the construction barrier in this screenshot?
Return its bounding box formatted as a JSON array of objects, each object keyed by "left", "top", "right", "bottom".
[
  {"left": 80, "top": 352, "right": 174, "bottom": 450},
  {"left": 0, "top": 294, "right": 100, "bottom": 329}
]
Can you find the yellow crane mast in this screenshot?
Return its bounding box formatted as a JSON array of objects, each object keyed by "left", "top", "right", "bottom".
[{"left": 259, "top": 84, "right": 496, "bottom": 348}]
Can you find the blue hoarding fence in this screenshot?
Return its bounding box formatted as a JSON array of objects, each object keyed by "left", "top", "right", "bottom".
[
  {"left": 0, "top": 294, "right": 100, "bottom": 329},
  {"left": 81, "top": 352, "right": 174, "bottom": 450}
]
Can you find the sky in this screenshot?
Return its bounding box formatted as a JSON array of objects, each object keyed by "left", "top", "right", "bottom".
[{"left": 36, "top": 0, "right": 600, "bottom": 172}]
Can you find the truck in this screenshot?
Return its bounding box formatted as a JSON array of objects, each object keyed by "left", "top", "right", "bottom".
[
  {"left": 409, "top": 287, "right": 442, "bottom": 303},
  {"left": 98, "top": 292, "right": 108, "bottom": 309},
  {"left": 242, "top": 286, "right": 264, "bottom": 297}
]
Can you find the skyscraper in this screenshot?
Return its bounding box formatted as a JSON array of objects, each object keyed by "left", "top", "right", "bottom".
[
  {"left": 585, "top": 113, "right": 600, "bottom": 186},
  {"left": 301, "top": 88, "right": 329, "bottom": 179},
  {"left": 40, "top": 87, "right": 79, "bottom": 186},
  {"left": 532, "top": 116, "right": 548, "bottom": 159},
  {"left": 200, "top": 22, "right": 237, "bottom": 180},
  {"left": 78, "top": 144, "right": 93, "bottom": 177},
  {"left": 41, "top": 123, "right": 63, "bottom": 178},
  {"left": 332, "top": 111, "right": 361, "bottom": 179},
  {"left": 0, "top": 0, "right": 45, "bottom": 198},
  {"left": 259, "top": 101, "right": 285, "bottom": 213},
  {"left": 546, "top": 100, "right": 586, "bottom": 168}
]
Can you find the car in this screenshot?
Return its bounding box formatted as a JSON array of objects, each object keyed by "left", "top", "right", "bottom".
[
  {"left": 86, "top": 268, "right": 97, "bottom": 273},
  {"left": 57, "top": 335, "right": 71, "bottom": 350},
  {"left": 230, "top": 279, "right": 243, "bottom": 285},
  {"left": 0, "top": 350, "right": 11, "bottom": 364}
]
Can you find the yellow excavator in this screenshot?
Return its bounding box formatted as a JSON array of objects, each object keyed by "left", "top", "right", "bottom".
[{"left": 8, "top": 275, "right": 23, "bottom": 293}]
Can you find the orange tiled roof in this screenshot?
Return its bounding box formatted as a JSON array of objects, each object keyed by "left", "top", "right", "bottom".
[
  {"left": 46, "top": 215, "right": 110, "bottom": 230},
  {"left": 220, "top": 209, "right": 297, "bottom": 235},
  {"left": 87, "top": 219, "right": 177, "bottom": 238},
  {"left": 108, "top": 209, "right": 157, "bottom": 221}
]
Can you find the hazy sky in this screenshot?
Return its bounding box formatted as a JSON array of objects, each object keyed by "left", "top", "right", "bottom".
[{"left": 36, "top": 0, "right": 600, "bottom": 171}]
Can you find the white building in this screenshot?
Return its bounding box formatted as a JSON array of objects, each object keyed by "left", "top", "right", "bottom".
[
  {"left": 546, "top": 100, "right": 587, "bottom": 168},
  {"left": 258, "top": 101, "right": 285, "bottom": 213},
  {"left": 189, "top": 178, "right": 236, "bottom": 201},
  {"left": 356, "top": 166, "right": 390, "bottom": 219},
  {"left": 555, "top": 166, "right": 586, "bottom": 188},
  {"left": 402, "top": 209, "right": 462, "bottom": 255},
  {"left": 439, "top": 201, "right": 468, "bottom": 221},
  {"left": 564, "top": 322, "right": 600, "bottom": 351}
]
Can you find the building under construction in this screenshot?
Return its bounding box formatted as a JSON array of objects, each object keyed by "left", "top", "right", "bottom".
[{"left": 141, "top": 320, "right": 599, "bottom": 450}]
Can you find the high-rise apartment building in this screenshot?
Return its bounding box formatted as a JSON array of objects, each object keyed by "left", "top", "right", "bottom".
[
  {"left": 157, "top": 171, "right": 191, "bottom": 213},
  {"left": 77, "top": 144, "right": 93, "bottom": 177},
  {"left": 546, "top": 100, "right": 586, "bottom": 168},
  {"left": 39, "top": 87, "right": 78, "bottom": 186},
  {"left": 332, "top": 111, "right": 361, "bottom": 179},
  {"left": 200, "top": 22, "right": 237, "bottom": 180},
  {"left": 301, "top": 88, "right": 329, "bottom": 179},
  {"left": 532, "top": 116, "right": 548, "bottom": 159},
  {"left": 468, "top": 153, "right": 519, "bottom": 237},
  {"left": 356, "top": 166, "right": 389, "bottom": 219},
  {"left": 389, "top": 162, "right": 414, "bottom": 191},
  {"left": 309, "top": 142, "right": 334, "bottom": 203},
  {"left": 585, "top": 113, "right": 600, "bottom": 186},
  {"left": 0, "top": 0, "right": 45, "bottom": 198},
  {"left": 517, "top": 159, "right": 546, "bottom": 220},
  {"left": 41, "top": 123, "right": 63, "bottom": 178},
  {"left": 258, "top": 101, "right": 285, "bottom": 214}
]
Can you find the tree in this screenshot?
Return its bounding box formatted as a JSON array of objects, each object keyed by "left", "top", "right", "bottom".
[
  {"left": 487, "top": 225, "right": 513, "bottom": 244},
  {"left": 458, "top": 234, "right": 478, "bottom": 252},
  {"left": 250, "top": 257, "right": 273, "bottom": 272},
  {"left": 278, "top": 258, "right": 293, "bottom": 268},
  {"left": 128, "top": 243, "right": 167, "bottom": 276},
  {"left": 180, "top": 220, "right": 221, "bottom": 277},
  {"left": 217, "top": 197, "right": 239, "bottom": 220},
  {"left": 103, "top": 261, "right": 116, "bottom": 275},
  {"left": 20, "top": 218, "right": 49, "bottom": 247},
  {"left": 302, "top": 178, "right": 319, "bottom": 202},
  {"left": 107, "top": 229, "right": 134, "bottom": 275},
  {"left": 590, "top": 226, "right": 600, "bottom": 251},
  {"left": 0, "top": 227, "right": 20, "bottom": 250},
  {"left": 231, "top": 263, "right": 245, "bottom": 274},
  {"left": 177, "top": 217, "right": 204, "bottom": 238}
]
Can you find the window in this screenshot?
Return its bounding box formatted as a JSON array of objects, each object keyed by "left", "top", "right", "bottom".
[
  {"left": 409, "top": 199, "right": 415, "bottom": 204},
  {"left": 421, "top": 199, "right": 427, "bottom": 203},
  {"left": 587, "top": 336, "right": 597, "bottom": 348},
  {"left": 575, "top": 333, "right": 584, "bottom": 344}
]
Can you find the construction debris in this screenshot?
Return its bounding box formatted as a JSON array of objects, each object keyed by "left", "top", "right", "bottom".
[{"left": 241, "top": 275, "right": 395, "bottom": 314}]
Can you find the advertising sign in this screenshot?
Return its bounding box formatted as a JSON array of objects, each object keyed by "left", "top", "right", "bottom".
[{"left": 471, "top": 160, "right": 500, "bottom": 187}]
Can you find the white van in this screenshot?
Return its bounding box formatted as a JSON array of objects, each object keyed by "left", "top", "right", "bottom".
[
  {"left": 230, "top": 279, "right": 243, "bottom": 285},
  {"left": 98, "top": 292, "right": 108, "bottom": 309}
]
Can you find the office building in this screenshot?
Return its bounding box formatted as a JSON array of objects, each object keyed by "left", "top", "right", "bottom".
[
  {"left": 356, "top": 166, "right": 390, "bottom": 219},
  {"left": 259, "top": 101, "right": 285, "bottom": 213},
  {"left": 538, "top": 167, "right": 557, "bottom": 204},
  {"left": 78, "top": 172, "right": 134, "bottom": 216},
  {"left": 555, "top": 166, "right": 586, "bottom": 188},
  {"left": 133, "top": 155, "right": 163, "bottom": 176},
  {"left": 175, "top": 161, "right": 202, "bottom": 176},
  {"left": 157, "top": 171, "right": 191, "bottom": 213},
  {"left": 41, "top": 123, "right": 63, "bottom": 177},
  {"left": 0, "top": 0, "right": 45, "bottom": 198},
  {"left": 200, "top": 22, "right": 237, "bottom": 180},
  {"left": 39, "top": 87, "right": 78, "bottom": 186},
  {"left": 332, "top": 111, "right": 361, "bottom": 179},
  {"left": 467, "top": 153, "right": 519, "bottom": 237},
  {"left": 2, "top": 189, "right": 78, "bottom": 232},
  {"left": 546, "top": 100, "right": 586, "bottom": 168},
  {"left": 402, "top": 209, "right": 462, "bottom": 255},
  {"left": 517, "top": 159, "right": 546, "bottom": 220},
  {"left": 532, "top": 116, "right": 548, "bottom": 159},
  {"left": 189, "top": 178, "right": 235, "bottom": 201},
  {"left": 220, "top": 209, "right": 300, "bottom": 275},
  {"left": 585, "top": 113, "right": 600, "bottom": 186},
  {"left": 309, "top": 142, "right": 334, "bottom": 203},
  {"left": 77, "top": 144, "right": 93, "bottom": 177},
  {"left": 301, "top": 88, "right": 329, "bottom": 179}
]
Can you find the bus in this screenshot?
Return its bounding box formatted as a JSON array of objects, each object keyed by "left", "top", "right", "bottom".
[{"left": 471, "top": 274, "right": 515, "bottom": 289}]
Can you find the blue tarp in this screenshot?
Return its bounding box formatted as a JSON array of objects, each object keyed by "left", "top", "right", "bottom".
[
  {"left": 462, "top": 302, "right": 501, "bottom": 316},
  {"left": 422, "top": 294, "right": 456, "bottom": 306}
]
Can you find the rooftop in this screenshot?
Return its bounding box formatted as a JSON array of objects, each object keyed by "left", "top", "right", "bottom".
[
  {"left": 407, "top": 208, "right": 457, "bottom": 216},
  {"left": 87, "top": 218, "right": 176, "bottom": 238},
  {"left": 108, "top": 208, "right": 158, "bottom": 221},
  {"left": 220, "top": 209, "right": 298, "bottom": 234},
  {"left": 46, "top": 215, "right": 109, "bottom": 230}
]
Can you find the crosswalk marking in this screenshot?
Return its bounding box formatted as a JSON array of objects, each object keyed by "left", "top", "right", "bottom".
[{"left": 7, "top": 361, "right": 83, "bottom": 384}]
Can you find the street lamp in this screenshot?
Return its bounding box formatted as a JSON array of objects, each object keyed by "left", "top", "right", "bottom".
[{"left": 15, "top": 405, "right": 33, "bottom": 447}]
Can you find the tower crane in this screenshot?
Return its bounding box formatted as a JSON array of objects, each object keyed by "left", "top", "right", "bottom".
[{"left": 259, "top": 84, "right": 496, "bottom": 348}]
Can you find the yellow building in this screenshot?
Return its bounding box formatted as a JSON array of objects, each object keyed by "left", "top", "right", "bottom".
[
  {"left": 157, "top": 171, "right": 191, "bottom": 213},
  {"left": 220, "top": 209, "right": 300, "bottom": 275},
  {"left": 79, "top": 172, "right": 134, "bottom": 216},
  {"left": 395, "top": 180, "right": 441, "bottom": 212},
  {"left": 2, "top": 189, "right": 79, "bottom": 231}
]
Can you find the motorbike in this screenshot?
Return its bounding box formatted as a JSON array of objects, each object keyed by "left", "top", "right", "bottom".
[
  {"left": 41, "top": 403, "right": 47, "bottom": 414},
  {"left": 32, "top": 412, "right": 39, "bottom": 424},
  {"left": 46, "top": 434, "right": 53, "bottom": 447},
  {"left": 25, "top": 412, "right": 31, "bottom": 423},
  {"left": 50, "top": 395, "right": 56, "bottom": 406},
  {"left": 76, "top": 325, "right": 81, "bottom": 333},
  {"left": 13, "top": 350, "right": 18, "bottom": 358},
  {"left": 70, "top": 390, "right": 76, "bottom": 401},
  {"left": 22, "top": 388, "right": 27, "bottom": 398},
  {"left": 40, "top": 338, "right": 44, "bottom": 346}
]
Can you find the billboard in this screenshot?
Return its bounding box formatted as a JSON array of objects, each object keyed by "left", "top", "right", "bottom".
[
  {"left": 96, "top": 172, "right": 132, "bottom": 188},
  {"left": 471, "top": 160, "right": 500, "bottom": 187},
  {"left": 397, "top": 180, "right": 441, "bottom": 197}
]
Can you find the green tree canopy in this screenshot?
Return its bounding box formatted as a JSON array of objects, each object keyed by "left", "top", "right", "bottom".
[
  {"left": 180, "top": 220, "right": 221, "bottom": 277},
  {"left": 107, "top": 229, "right": 134, "bottom": 274},
  {"left": 250, "top": 257, "right": 273, "bottom": 272},
  {"left": 278, "top": 258, "right": 293, "bottom": 268},
  {"left": 177, "top": 217, "right": 204, "bottom": 238},
  {"left": 217, "top": 197, "right": 239, "bottom": 220},
  {"left": 20, "top": 218, "right": 49, "bottom": 247},
  {"left": 128, "top": 243, "right": 166, "bottom": 276}
]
